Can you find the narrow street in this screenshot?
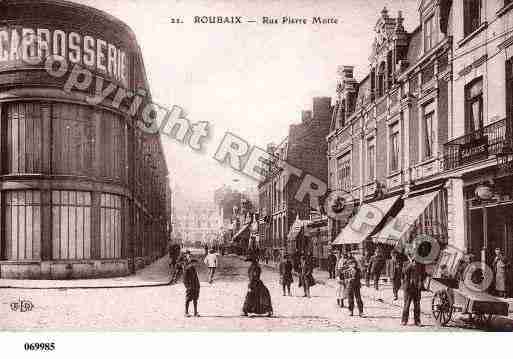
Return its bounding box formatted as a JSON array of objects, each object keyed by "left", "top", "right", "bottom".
[{"left": 0, "top": 255, "right": 497, "bottom": 331}]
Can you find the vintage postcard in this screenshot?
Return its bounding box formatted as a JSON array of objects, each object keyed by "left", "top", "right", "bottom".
[{"left": 1, "top": 0, "right": 513, "bottom": 348}]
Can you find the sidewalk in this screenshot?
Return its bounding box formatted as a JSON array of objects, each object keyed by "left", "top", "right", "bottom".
[{"left": 0, "top": 257, "right": 172, "bottom": 289}]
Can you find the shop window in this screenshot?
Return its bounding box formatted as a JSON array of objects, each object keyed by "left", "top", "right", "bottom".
[
  {"left": 4, "top": 191, "right": 42, "bottom": 260},
  {"left": 5, "top": 102, "right": 46, "bottom": 174},
  {"left": 389, "top": 125, "right": 400, "bottom": 172},
  {"left": 464, "top": 0, "right": 482, "bottom": 37},
  {"left": 465, "top": 77, "right": 483, "bottom": 134},
  {"left": 52, "top": 103, "right": 93, "bottom": 176},
  {"left": 51, "top": 191, "right": 92, "bottom": 260},
  {"left": 100, "top": 193, "right": 122, "bottom": 259},
  {"left": 422, "top": 102, "right": 436, "bottom": 159}
]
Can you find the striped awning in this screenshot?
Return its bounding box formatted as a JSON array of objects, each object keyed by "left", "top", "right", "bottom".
[
  {"left": 332, "top": 195, "right": 401, "bottom": 245},
  {"left": 373, "top": 190, "right": 447, "bottom": 246}
]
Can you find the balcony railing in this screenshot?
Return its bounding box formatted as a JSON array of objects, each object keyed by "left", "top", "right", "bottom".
[{"left": 443, "top": 118, "right": 507, "bottom": 170}]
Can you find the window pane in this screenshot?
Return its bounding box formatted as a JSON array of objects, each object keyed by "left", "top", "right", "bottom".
[
  {"left": 100, "top": 193, "right": 123, "bottom": 259},
  {"left": 4, "top": 190, "right": 42, "bottom": 260},
  {"left": 51, "top": 190, "right": 92, "bottom": 260}
]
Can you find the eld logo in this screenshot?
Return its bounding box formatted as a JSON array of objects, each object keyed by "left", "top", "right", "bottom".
[{"left": 10, "top": 299, "right": 34, "bottom": 312}]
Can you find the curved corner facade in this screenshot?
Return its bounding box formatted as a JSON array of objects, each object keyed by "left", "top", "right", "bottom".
[{"left": 0, "top": 0, "right": 171, "bottom": 279}]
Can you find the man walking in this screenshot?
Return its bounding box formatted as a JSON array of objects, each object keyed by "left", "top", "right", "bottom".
[
  {"left": 401, "top": 255, "right": 424, "bottom": 326},
  {"left": 346, "top": 259, "right": 364, "bottom": 317},
  {"left": 299, "top": 255, "right": 314, "bottom": 298},
  {"left": 390, "top": 251, "right": 403, "bottom": 300},
  {"left": 204, "top": 248, "right": 218, "bottom": 284},
  {"left": 369, "top": 247, "right": 386, "bottom": 300},
  {"left": 183, "top": 251, "right": 200, "bottom": 317},
  {"left": 279, "top": 254, "right": 294, "bottom": 296},
  {"left": 327, "top": 251, "right": 337, "bottom": 279}
]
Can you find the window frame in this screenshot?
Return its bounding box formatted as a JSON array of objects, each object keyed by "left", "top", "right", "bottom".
[
  {"left": 367, "top": 139, "right": 376, "bottom": 182},
  {"left": 422, "top": 102, "right": 436, "bottom": 160},
  {"left": 464, "top": 0, "right": 482, "bottom": 37},
  {"left": 389, "top": 126, "right": 400, "bottom": 172},
  {"left": 465, "top": 77, "right": 484, "bottom": 134}
]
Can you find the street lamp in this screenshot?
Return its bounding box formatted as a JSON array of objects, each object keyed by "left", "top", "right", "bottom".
[{"left": 475, "top": 182, "right": 494, "bottom": 265}]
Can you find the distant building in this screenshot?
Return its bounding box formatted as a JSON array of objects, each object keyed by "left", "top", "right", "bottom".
[
  {"left": 258, "top": 97, "right": 332, "bottom": 261},
  {"left": 172, "top": 189, "right": 221, "bottom": 246}
]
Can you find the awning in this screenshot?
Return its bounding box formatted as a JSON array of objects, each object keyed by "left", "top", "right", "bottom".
[
  {"left": 287, "top": 216, "right": 310, "bottom": 241},
  {"left": 332, "top": 195, "right": 401, "bottom": 245},
  {"left": 232, "top": 224, "right": 250, "bottom": 242},
  {"left": 288, "top": 225, "right": 303, "bottom": 241},
  {"left": 373, "top": 190, "right": 447, "bottom": 246}
]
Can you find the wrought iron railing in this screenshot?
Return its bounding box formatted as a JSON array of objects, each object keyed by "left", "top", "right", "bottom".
[{"left": 443, "top": 118, "right": 506, "bottom": 170}]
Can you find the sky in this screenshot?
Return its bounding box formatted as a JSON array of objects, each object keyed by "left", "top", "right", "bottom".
[{"left": 72, "top": 0, "right": 419, "bottom": 201}]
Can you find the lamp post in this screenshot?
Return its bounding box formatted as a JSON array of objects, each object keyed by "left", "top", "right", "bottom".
[{"left": 475, "top": 183, "right": 494, "bottom": 265}]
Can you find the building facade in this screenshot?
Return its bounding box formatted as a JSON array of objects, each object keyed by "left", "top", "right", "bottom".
[
  {"left": 258, "top": 97, "right": 332, "bottom": 261},
  {"left": 0, "top": 0, "right": 171, "bottom": 279},
  {"left": 443, "top": 0, "right": 513, "bottom": 295},
  {"left": 327, "top": 3, "right": 451, "bottom": 257}
]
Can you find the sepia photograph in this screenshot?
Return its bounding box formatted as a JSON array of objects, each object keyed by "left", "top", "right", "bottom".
[{"left": 1, "top": 0, "right": 513, "bottom": 351}]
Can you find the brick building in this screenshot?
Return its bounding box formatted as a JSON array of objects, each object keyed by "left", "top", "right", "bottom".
[
  {"left": 0, "top": 0, "right": 172, "bottom": 278},
  {"left": 327, "top": 3, "right": 451, "bottom": 257},
  {"left": 258, "top": 97, "right": 332, "bottom": 261}
]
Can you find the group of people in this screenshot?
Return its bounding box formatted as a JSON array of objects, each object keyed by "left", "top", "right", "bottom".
[
  {"left": 278, "top": 254, "right": 316, "bottom": 298},
  {"left": 176, "top": 242, "right": 510, "bottom": 323},
  {"left": 329, "top": 248, "right": 425, "bottom": 325}
]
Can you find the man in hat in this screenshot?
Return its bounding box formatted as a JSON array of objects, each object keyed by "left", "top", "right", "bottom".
[
  {"left": 401, "top": 255, "right": 424, "bottom": 326},
  {"left": 183, "top": 251, "right": 200, "bottom": 317}
]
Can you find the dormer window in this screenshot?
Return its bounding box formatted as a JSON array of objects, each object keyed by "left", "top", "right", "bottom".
[
  {"left": 464, "top": 0, "right": 482, "bottom": 37},
  {"left": 424, "top": 14, "right": 437, "bottom": 52}
]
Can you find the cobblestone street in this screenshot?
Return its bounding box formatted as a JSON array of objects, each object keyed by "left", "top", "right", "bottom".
[{"left": 0, "top": 255, "right": 507, "bottom": 331}]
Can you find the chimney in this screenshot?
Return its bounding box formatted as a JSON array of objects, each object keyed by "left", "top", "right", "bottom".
[
  {"left": 301, "top": 110, "right": 312, "bottom": 123},
  {"left": 312, "top": 97, "right": 331, "bottom": 121}
]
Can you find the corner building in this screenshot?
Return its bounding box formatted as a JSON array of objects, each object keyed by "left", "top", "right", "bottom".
[{"left": 0, "top": 0, "right": 171, "bottom": 278}]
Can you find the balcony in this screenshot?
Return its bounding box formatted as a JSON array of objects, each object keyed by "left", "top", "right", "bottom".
[{"left": 443, "top": 118, "right": 508, "bottom": 170}]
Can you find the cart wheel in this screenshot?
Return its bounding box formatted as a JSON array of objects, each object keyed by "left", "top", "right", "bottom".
[
  {"left": 474, "top": 313, "right": 493, "bottom": 328},
  {"left": 432, "top": 290, "right": 453, "bottom": 326}
]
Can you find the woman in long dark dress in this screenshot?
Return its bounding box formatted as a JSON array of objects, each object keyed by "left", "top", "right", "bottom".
[{"left": 242, "top": 258, "right": 273, "bottom": 317}]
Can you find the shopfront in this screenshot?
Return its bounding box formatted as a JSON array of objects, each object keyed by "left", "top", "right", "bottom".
[{"left": 464, "top": 175, "right": 513, "bottom": 297}]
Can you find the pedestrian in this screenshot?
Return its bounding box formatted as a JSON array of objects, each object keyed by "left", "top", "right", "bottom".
[
  {"left": 204, "top": 248, "right": 218, "bottom": 284},
  {"left": 242, "top": 257, "right": 273, "bottom": 317},
  {"left": 299, "top": 255, "right": 315, "bottom": 298},
  {"left": 401, "top": 255, "right": 424, "bottom": 326},
  {"left": 204, "top": 244, "right": 209, "bottom": 257},
  {"left": 279, "top": 254, "right": 294, "bottom": 296},
  {"left": 370, "top": 247, "right": 386, "bottom": 300},
  {"left": 493, "top": 248, "right": 508, "bottom": 298},
  {"left": 183, "top": 251, "right": 200, "bottom": 317},
  {"left": 336, "top": 251, "right": 346, "bottom": 278},
  {"left": 390, "top": 251, "right": 403, "bottom": 301},
  {"left": 360, "top": 250, "right": 371, "bottom": 287},
  {"left": 336, "top": 266, "right": 348, "bottom": 308},
  {"left": 346, "top": 259, "right": 364, "bottom": 317},
  {"left": 327, "top": 251, "right": 337, "bottom": 279}
]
